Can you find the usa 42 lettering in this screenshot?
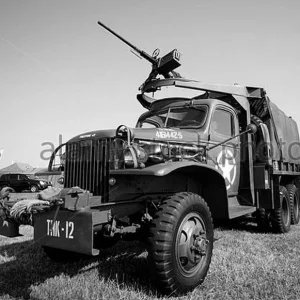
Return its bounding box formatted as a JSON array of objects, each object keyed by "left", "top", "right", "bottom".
[{"left": 156, "top": 131, "right": 183, "bottom": 139}]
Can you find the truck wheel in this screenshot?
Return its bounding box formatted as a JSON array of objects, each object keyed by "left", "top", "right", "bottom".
[
  {"left": 30, "top": 185, "right": 38, "bottom": 193},
  {"left": 271, "top": 186, "right": 291, "bottom": 233},
  {"left": 147, "top": 192, "right": 213, "bottom": 295},
  {"left": 286, "top": 184, "right": 300, "bottom": 225},
  {"left": 43, "top": 246, "right": 81, "bottom": 262}
]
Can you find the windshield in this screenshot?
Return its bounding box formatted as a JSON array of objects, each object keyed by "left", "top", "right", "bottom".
[{"left": 138, "top": 105, "right": 207, "bottom": 129}]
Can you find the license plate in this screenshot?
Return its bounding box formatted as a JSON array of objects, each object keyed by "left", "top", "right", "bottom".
[{"left": 46, "top": 219, "right": 75, "bottom": 239}]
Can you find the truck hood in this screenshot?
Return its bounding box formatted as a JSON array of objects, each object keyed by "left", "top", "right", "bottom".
[
  {"left": 68, "top": 127, "right": 202, "bottom": 144},
  {"left": 68, "top": 129, "right": 117, "bottom": 143}
]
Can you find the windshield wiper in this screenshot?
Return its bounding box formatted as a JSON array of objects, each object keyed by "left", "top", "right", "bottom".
[{"left": 164, "top": 107, "right": 171, "bottom": 128}]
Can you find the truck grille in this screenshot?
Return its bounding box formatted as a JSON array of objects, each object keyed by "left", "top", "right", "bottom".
[{"left": 64, "top": 139, "right": 110, "bottom": 201}]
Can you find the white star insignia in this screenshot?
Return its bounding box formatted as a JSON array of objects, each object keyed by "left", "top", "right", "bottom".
[
  {"left": 216, "top": 149, "right": 236, "bottom": 189},
  {"left": 219, "top": 155, "right": 235, "bottom": 182}
]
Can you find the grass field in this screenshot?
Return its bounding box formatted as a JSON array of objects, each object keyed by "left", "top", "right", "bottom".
[{"left": 1, "top": 215, "right": 300, "bottom": 300}]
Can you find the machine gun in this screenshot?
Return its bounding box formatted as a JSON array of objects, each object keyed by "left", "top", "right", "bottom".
[{"left": 97, "top": 21, "right": 182, "bottom": 87}]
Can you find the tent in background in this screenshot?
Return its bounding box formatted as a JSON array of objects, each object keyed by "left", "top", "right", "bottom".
[{"left": 0, "top": 162, "right": 34, "bottom": 175}]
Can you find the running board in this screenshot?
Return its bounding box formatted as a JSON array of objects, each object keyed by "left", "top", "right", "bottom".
[{"left": 228, "top": 205, "right": 256, "bottom": 219}]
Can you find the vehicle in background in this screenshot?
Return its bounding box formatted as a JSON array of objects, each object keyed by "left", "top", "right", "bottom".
[
  {"left": 28, "top": 175, "right": 53, "bottom": 187},
  {"left": 0, "top": 173, "right": 50, "bottom": 192}
]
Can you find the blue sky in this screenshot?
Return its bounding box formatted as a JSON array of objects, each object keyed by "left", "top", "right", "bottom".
[{"left": 0, "top": 0, "right": 299, "bottom": 168}]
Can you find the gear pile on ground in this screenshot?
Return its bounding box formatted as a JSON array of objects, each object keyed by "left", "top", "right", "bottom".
[{"left": 0, "top": 186, "right": 64, "bottom": 225}]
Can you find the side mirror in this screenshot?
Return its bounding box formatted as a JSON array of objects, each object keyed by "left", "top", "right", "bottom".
[{"left": 246, "top": 124, "right": 257, "bottom": 134}]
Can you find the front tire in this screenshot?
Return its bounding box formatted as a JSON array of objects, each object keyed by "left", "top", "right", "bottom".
[{"left": 147, "top": 192, "right": 213, "bottom": 295}]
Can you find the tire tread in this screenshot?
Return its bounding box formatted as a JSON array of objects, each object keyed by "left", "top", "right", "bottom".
[{"left": 147, "top": 192, "right": 213, "bottom": 295}]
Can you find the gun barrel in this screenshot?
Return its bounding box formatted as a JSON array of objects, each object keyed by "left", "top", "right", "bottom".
[{"left": 97, "top": 21, "right": 156, "bottom": 65}]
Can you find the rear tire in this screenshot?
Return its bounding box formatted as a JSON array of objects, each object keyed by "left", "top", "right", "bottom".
[
  {"left": 286, "top": 184, "right": 300, "bottom": 225},
  {"left": 271, "top": 186, "right": 291, "bottom": 233},
  {"left": 147, "top": 192, "right": 213, "bottom": 295}
]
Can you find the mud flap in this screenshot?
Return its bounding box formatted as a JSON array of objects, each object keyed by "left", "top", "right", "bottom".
[{"left": 34, "top": 209, "right": 107, "bottom": 255}]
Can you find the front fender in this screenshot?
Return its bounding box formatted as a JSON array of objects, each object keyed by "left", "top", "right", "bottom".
[
  {"left": 110, "top": 162, "right": 229, "bottom": 219},
  {"left": 110, "top": 161, "right": 221, "bottom": 177}
]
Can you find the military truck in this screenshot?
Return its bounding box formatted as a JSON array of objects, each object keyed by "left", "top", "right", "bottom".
[{"left": 33, "top": 22, "right": 300, "bottom": 295}]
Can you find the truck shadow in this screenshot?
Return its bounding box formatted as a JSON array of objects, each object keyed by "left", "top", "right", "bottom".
[
  {"left": 0, "top": 239, "right": 156, "bottom": 299},
  {"left": 88, "top": 241, "right": 158, "bottom": 295},
  {"left": 214, "top": 216, "right": 263, "bottom": 233},
  {"left": 0, "top": 218, "right": 267, "bottom": 299}
]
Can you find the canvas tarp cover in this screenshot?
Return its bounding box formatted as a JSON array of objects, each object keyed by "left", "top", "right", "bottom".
[{"left": 267, "top": 101, "right": 300, "bottom": 163}]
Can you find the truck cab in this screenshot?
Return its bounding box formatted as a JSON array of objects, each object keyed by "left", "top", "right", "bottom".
[
  {"left": 134, "top": 89, "right": 252, "bottom": 219},
  {"left": 137, "top": 97, "right": 241, "bottom": 196}
]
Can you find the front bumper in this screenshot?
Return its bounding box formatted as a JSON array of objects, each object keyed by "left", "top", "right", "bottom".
[{"left": 34, "top": 208, "right": 110, "bottom": 255}]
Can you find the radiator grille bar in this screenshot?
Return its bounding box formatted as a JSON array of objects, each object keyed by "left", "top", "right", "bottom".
[{"left": 65, "top": 139, "right": 109, "bottom": 201}]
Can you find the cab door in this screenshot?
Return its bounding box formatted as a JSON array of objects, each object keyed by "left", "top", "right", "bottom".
[{"left": 207, "top": 107, "right": 240, "bottom": 196}]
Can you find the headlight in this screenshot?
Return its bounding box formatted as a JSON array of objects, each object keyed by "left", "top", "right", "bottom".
[
  {"left": 135, "top": 145, "right": 148, "bottom": 164},
  {"left": 142, "top": 143, "right": 165, "bottom": 163},
  {"left": 39, "top": 180, "right": 46, "bottom": 185},
  {"left": 124, "top": 147, "right": 136, "bottom": 168},
  {"left": 57, "top": 177, "right": 64, "bottom": 185}
]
